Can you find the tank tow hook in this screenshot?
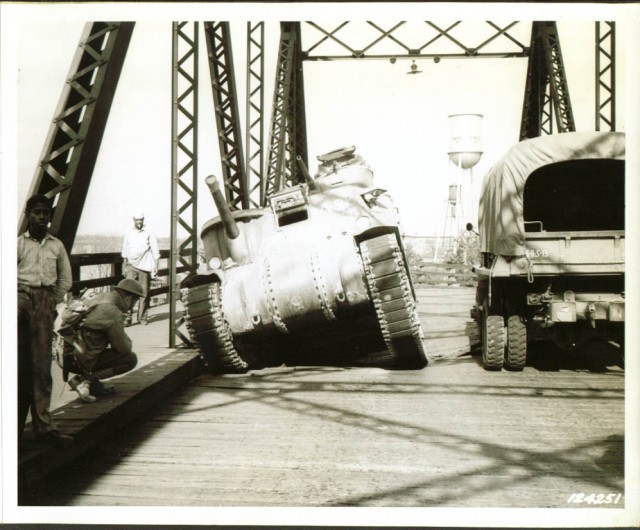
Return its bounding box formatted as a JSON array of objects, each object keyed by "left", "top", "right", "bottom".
[{"left": 587, "top": 303, "right": 597, "bottom": 328}]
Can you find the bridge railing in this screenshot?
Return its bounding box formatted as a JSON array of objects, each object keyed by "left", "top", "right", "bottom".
[
  {"left": 69, "top": 249, "right": 191, "bottom": 301},
  {"left": 409, "top": 260, "right": 477, "bottom": 288}
]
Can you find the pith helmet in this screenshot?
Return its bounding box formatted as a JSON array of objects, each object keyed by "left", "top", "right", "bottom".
[
  {"left": 115, "top": 279, "right": 144, "bottom": 298},
  {"left": 133, "top": 211, "right": 145, "bottom": 220}
]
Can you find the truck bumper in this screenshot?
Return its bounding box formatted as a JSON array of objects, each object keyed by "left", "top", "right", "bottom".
[{"left": 538, "top": 296, "right": 625, "bottom": 324}]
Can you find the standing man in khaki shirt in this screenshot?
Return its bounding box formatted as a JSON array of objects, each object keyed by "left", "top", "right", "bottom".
[{"left": 17, "top": 194, "right": 73, "bottom": 445}]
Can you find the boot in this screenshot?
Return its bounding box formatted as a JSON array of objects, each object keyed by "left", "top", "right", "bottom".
[
  {"left": 89, "top": 377, "right": 116, "bottom": 397},
  {"left": 62, "top": 352, "right": 80, "bottom": 383},
  {"left": 68, "top": 375, "right": 96, "bottom": 403}
]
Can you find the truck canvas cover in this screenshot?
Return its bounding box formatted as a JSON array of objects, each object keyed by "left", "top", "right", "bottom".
[{"left": 478, "top": 131, "right": 625, "bottom": 257}]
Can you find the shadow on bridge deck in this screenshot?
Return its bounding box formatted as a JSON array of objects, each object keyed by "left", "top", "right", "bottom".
[
  {"left": 17, "top": 287, "right": 481, "bottom": 502},
  {"left": 18, "top": 305, "right": 203, "bottom": 500}
]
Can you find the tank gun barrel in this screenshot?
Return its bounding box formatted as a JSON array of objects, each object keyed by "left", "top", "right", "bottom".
[
  {"left": 205, "top": 175, "right": 240, "bottom": 240},
  {"left": 296, "top": 156, "right": 318, "bottom": 191}
]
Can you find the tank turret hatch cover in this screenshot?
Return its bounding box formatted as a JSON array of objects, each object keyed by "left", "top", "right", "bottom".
[{"left": 317, "top": 145, "right": 356, "bottom": 163}]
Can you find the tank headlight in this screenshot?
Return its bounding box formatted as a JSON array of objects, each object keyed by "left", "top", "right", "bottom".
[
  {"left": 356, "top": 216, "right": 371, "bottom": 230},
  {"left": 527, "top": 293, "right": 542, "bottom": 305},
  {"left": 208, "top": 256, "right": 222, "bottom": 270}
]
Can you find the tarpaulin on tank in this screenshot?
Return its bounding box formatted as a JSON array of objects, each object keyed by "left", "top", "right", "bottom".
[{"left": 478, "top": 131, "right": 625, "bottom": 257}]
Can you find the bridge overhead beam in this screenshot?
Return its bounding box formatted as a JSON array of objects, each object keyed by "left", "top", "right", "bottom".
[
  {"left": 301, "top": 20, "right": 529, "bottom": 60},
  {"left": 19, "top": 22, "right": 134, "bottom": 252}
]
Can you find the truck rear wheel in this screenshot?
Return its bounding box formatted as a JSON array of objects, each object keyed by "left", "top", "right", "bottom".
[
  {"left": 505, "top": 315, "right": 527, "bottom": 371},
  {"left": 482, "top": 311, "right": 505, "bottom": 370}
]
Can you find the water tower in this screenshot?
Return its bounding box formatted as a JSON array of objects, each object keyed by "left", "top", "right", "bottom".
[
  {"left": 435, "top": 114, "right": 483, "bottom": 262},
  {"left": 448, "top": 113, "right": 483, "bottom": 223}
]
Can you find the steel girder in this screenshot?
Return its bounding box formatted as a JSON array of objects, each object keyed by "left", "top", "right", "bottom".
[
  {"left": 204, "top": 22, "right": 248, "bottom": 210},
  {"left": 264, "top": 23, "right": 296, "bottom": 199},
  {"left": 301, "top": 21, "right": 529, "bottom": 60},
  {"left": 520, "top": 21, "right": 576, "bottom": 140},
  {"left": 289, "top": 22, "right": 309, "bottom": 189},
  {"left": 596, "top": 22, "right": 616, "bottom": 131},
  {"left": 170, "top": 22, "right": 199, "bottom": 348},
  {"left": 18, "top": 22, "right": 134, "bottom": 252},
  {"left": 246, "top": 22, "right": 265, "bottom": 208},
  {"left": 264, "top": 22, "right": 308, "bottom": 201}
]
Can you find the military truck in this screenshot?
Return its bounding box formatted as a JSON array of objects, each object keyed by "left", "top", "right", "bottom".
[
  {"left": 471, "top": 131, "right": 625, "bottom": 370},
  {"left": 181, "top": 146, "right": 427, "bottom": 373}
]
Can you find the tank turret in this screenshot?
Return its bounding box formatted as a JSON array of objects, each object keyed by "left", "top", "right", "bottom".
[{"left": 181, "top": 146, "right": 427, "bottom": 373}]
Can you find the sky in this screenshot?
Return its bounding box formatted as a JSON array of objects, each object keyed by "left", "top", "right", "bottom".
[
  {"left": 6, "top": 4, "right": 636, "bottom": 241},
  {"left": 2, "top": 2, "right": 640, "bottom": 527}
]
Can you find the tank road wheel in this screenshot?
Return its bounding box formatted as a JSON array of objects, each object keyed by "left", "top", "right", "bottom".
[
  {"left": 481, "top": 308, "right": 505, "bottom": 371},
  {"left": 181, "top": 282, "right": 249, "bottom": 374},
  {"left": 359, "top": 233, "right": 428, "bottom": 369},
  {"left": 505, "top": 314, "right": 527, "bottom": 371}
]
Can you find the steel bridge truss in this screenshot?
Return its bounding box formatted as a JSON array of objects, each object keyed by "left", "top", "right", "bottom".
[
  {"left": 260, "top": 20, "right": 591, "bottom": 196},
  {"left": 170, "top": 22, "right": 199, "bottom": 347},
  {"left": 204, "top": 22, "right": 248, "bottom": 211},
  {"left": 246, "top": 22, "right": 266, "bottom": 208},
  {"left": 301, "top": 20, "right": 530, "bottom": 60},
  {"left": 18, "top": 22, "right": 134, "bottom": 252},
  {"left": 520, "top": 21, "right": 576, "bottom": 140},
  {"left": 23, "top": 19, "right": 618, "bottom": 348},
  {"left": 596, "top": 22, "right": 616, "bottom": 131},
  {"left": 263, "top": 23, "right": 293, "bottom": 197}
]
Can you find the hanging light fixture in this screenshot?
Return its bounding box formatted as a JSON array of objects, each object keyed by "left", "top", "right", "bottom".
[{"left": 407, "top": 60, "right": 422, "bottom": 75}]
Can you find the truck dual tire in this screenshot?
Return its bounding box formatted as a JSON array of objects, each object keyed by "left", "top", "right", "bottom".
[
  {"left": 505, "top": 314, "right": 527, "bottom": 371},
  {"left": 481, "top": 312, "right": 505, "bottom": 371},
  {"left": 478, "top": 289, "right": 529, "bottom": 371}
]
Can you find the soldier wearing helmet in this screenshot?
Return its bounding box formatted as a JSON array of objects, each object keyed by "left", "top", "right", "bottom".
[
  {"left": 121, "top": 210, "right": 160, "bottom": 326},
  {"left": 65, "top": 278, "right": 143, "bottom": 402}
]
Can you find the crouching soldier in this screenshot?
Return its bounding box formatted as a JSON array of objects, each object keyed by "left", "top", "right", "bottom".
[{"left": 65, "top": 279, "right": 143, "bottom": 402}]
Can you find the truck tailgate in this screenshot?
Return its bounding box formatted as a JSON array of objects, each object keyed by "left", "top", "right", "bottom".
[{"left": 516, "top": 231, "right": 624, "bottom": 275}]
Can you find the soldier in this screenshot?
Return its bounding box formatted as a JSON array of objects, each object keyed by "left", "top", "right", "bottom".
[
  {"left": 66, "top": 279, "right": 143, "bottom": 402},
  {"left": 18, "top": 194, "right": 73, "bottom": 445},
  {"left": 121, "top": 211, "right": 160, "bottom": 326}
]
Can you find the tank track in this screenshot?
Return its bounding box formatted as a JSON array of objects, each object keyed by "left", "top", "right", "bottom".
[
  {"left": 181, "top": 282, "right": 249, "bottom": 373},
  {"left": 358, "top": 233, "right": 428, "bottom": 369}
]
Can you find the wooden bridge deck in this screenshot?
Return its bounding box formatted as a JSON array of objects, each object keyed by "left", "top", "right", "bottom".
[{"left": 15, "top": 288, "right": 630, "bottom": 522}]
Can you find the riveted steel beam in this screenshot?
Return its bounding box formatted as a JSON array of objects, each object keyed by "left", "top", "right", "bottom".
[
  {"left": 520, "top": 21, "right": 574, "bottom": 139},
  {"left": 170, "top": 21, "right": 199, "bottom": 348},
  {"left": 19, "top": 22, "right": 134, "bottom": 252},
  {"left": 542, "top": 22, "right": 575, "bottom": 133},
  {"left": 246, "top": 22, "right": 265, "bottom": 208},
  {"left": 204, "top": 21, "right": 248, "bottom": 210},
  {"left": 596, "top": 22, "right": 616, "bottom": 131},
  {"left": 264, "top": 22, "right": 296, "bottom": 200},
  {"left": 286, "top": 23, "right": 308, "bottom": 188}
]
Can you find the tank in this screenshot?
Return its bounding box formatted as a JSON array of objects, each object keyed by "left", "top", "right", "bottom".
[{"left": 180, "top": 146, "right": 428, "bottom": 373}]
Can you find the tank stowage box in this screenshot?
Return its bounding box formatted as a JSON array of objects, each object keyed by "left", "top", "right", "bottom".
[
  {"left": 181, "top": 146, "right": 428, "bottom": 373},
  {"left": 471, "top": 131, "right": 625, "bottom": 370}
]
